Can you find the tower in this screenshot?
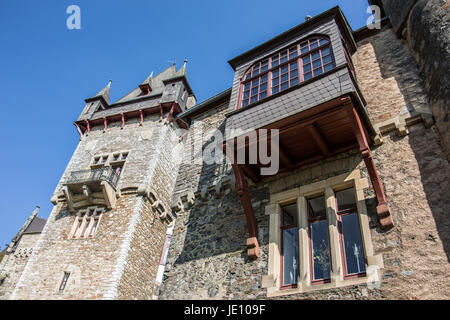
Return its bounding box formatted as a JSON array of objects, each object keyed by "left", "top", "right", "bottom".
[{"left": 10, "top": 65, "right": 196, "bottom": 300}]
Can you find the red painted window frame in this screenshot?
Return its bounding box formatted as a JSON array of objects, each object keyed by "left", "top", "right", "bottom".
[
  {"left": 279, "top": 205, "right": 299, "bottom": 290},
  {"left": 237, "top": 36, "right": 335, "bottom": 109},
  {"left": 307, "top": 197, "right": 332, "bottom": 285},
  {"left": 335, "top": 191, "right": 367, "bottom": 280}
]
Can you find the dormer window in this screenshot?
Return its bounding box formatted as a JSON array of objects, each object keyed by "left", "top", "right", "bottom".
[
  {"left": 138, "top": 84, "right": 152, "bottom": 96},
  {"left": 239, "top": 36, "right": 335, "bottom": 108}
]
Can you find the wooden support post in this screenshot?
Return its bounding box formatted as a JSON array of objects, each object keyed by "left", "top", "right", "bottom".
[
  {"left": 74, "top": 123, "right": 83, "bottom": 139},
  {"left": 103, "top": 117, "right": 108, "bottom": 131},
  {"left": 166, "top": 103, "right": 175, "bottom": 123},
  {"left": 84, "top": 120, "right": 91, "bottom": 134},
  {"left": 345, "top": 103, "right": 394, "bottom": 230},
  {"left": 159, "top": 105, "right": 164, "bottom": 122},
  {"left": 121, "top": 113, "right": 126, "bottom": 129},
  {"left": 139, "top": 110, "right": 144, "bottom": 126},
  {"left": 231, "top": 163, "right": 259, "bottom": 259}
]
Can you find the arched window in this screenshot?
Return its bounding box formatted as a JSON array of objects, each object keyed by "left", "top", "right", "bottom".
[{"left": 239, "top": 36, "right": 335, "bottom": 108}]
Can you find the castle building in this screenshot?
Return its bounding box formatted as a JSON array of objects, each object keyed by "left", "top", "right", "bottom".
[{"left": 2, "top": 1, "right": 449, "bottom": 300}]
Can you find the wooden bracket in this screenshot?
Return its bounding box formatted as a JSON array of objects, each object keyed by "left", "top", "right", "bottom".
[
  {"left": 121, "top": 113, "right": 126, "bottom": 129},
  {"left": 232, "top": 163, "right": 259, "bottom": 259},
  {"left": 84, "top": 120, "right": 91, "bottom": 134},
  {"left": 345, "top": 104, "right": 394, "bottom": 230},
  {"left": 139, "top": 110, "right": 144, "bottom": 126},
  {"left": 103, "top": 117, "right": 108, "bottom": 131}
]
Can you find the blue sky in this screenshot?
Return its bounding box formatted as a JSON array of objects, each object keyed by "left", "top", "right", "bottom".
[{"left": 0, "top": 0, "right": 371, "bottom": 248}]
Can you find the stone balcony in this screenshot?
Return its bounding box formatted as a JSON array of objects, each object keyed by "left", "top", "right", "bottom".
[{"left": 62, "top": 166, "right": 119, "bottom": 212}]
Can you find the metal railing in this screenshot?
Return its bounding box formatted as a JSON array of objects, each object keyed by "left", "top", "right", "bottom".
[{"left": 66, "top": 166, "right": 120, "bottom": 188}]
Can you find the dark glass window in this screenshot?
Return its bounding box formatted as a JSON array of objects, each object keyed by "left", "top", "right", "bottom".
[
  {"left": 240, "top": 36, "right": 335, "bottom": 108},
  {"left": 281, "top": 203, "right": 299, "bottom": 288},
  {"left": 336, "top": 188, "right": 366, "bottom": 278},
  {"left": 307, "top": 196, "right": 331, "bottom": 283},
  {"left": 59, "top": 272, "right": 71, "bottom": 292}
]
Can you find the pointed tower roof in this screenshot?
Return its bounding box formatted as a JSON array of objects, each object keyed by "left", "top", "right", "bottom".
[
  {"left": 85, "top": 80, "right": 111, "bottom": 105},
  {"left": 113, "top": 64, "right": 192, "bottom": 105},
  {"left": 5, "top": 206, "right": 44, "bottom": 254}
]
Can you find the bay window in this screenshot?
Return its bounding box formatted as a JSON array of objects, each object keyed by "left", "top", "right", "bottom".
[
  {"left": 240, "top": 36, "right": 335, "bottom": 108},
  {"left": 263, "top": 170, "right": 383, "bottom": 296}
]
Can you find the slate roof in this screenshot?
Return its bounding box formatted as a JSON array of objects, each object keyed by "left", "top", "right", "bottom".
[
  {"left": 113, "top": 64, "right": 189, "bottom": 105},
  {"left": 23, "top": 216, "right": 46, "bottom": 234}
]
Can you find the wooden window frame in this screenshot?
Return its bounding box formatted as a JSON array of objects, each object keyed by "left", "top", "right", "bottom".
[
  {"left": 264, "top": 170, "right": 384, "bottom": 297},
  {"left": 306, "top": 196, "right": 332, "bottom": 285},
  {"left": 238, "top": 36, "right": 335, "bottom": 109},
  {"left": 279, "top": 204, "right": 299, "bottom": 290},
  {"left": 336, "top": 195, "right": 367, "bottom": 280}
]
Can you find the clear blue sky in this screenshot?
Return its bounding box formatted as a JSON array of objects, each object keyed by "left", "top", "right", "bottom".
[{"left": 0, "top": 1, "right": 371, "bottom": 248}]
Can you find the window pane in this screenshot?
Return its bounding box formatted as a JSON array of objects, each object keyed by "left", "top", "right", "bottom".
[
  {"left": 289, "top": 47, "right": 298, "bottom": 59},
  {"left": 303, "top": 64, "right": 311, "bottom": 73},
  {"left": 253, "top": 65, "right": 260, "bottom": 76},
  {"left": 311, "top": 220, "right": 331, "bottom": 281},
  {"left": 304, "top": 72, "right": 312, "bottom": 80},
  {"left": 271, "top": 56, "right": 279, "bottom": 67},
  {"left": 244, "top": 82, "right": 251, "bottom": 90},
  {"left": 272, "top": 77, "right": 279, "bottom": 86},
  {"left": 260, "top": 83, "right": 267, "bottom": 91},
  {"left": 324, "top": 63, "right": 334, "bottom": 72},
  {"left": 322, "top": 47, "right": 331, "bottom": 56},
  {"left": 242, "top": 100, "right": 249, "bottom": 107},
  {"left": 261, "top": 60, "right": 269, "bottom": 72},
  {"left": 245, "top": 73, "right": 251, "bottom": 81},
  {"left": 250, "top": 96, "right": 258, "bottom": 103},
  {"left": 322, "top": 55, "right": 332, "bottom": 64},
  {"left": 341, "top": 213, "right": 366, "bottom": 275},
  {"left": 290, "top": 61, "right": 298, "bottom": 70},
  {"left": 314, "top": 68, "right": 323, "bottom": 76},
  {"left": 259, "top": 91, "right": 267, "bottom": 99},
  {"left": 243, "top": 91, "right": 250, "bottom": 99},
  {"left": 252, "top": 78, "right": 259, "bottom": 87},
  {"left": 261, "top": 74, "right": 268, "bottom": 83},
  {"left": 290, "top": 77, "right": 299, "bottom": 86},
  {"left": 310, "top": 41, "right": 319, "bottom": 50},
  {"left": 251, "top": 87, "right": 258, "bottom": 95},
  {"left": 281, "top": 74, "right": 288, "bottom": 83},
  {"left": 320, "top": 38, "right": 329, "bottom": 46},
  {"left": 312, "top": 51, "right": 320, "bottom": 61},
  {"left": 303, "top": 56, "right": 311, "bottom": 65},
  {"left": 272, "top": 69, "right": 279, "bottom": 77},
  {"left": 313, "top": 59, "right": 322, "bottom": 69},
  {"left": 283, "top": 228, "right": 299, "bottom": 286},
  {"left": 336, "top": 188, "right": 357, "bottom": 211},
  {"left": 272, "top": 87, "right": 279, "bottom": 94},
  {"left": 280, "top": 51, "right": 288, "bottom": 63},
  {"left": 281, "top": 82, "right": 289, "bottom": 91},
  {"left": 281, "top": 65, "right": 288, "bottom": 74},
  {"left": 301, "top": 43, "right": 309, "bottom": 54},
  {"left": 290, "top": 69, "right": 298, "bottom": 78}
]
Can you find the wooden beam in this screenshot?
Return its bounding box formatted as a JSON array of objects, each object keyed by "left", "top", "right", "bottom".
[
  {"left": 121, "top": 113, "right": 126, "bottom": 129},
  {"left": 272, "top": 140, "right": 295, "bottom": 170},
  {"left": 307, "top": 123, "right": 331, "bottom": 156},
  {"left": 231, "top": 163, "right": 259, "bottom": 259},
  {"left": 139, "top": 110, "right": 144, "bottom": 126},
  {"left": 241, "top": 164, "right": 261, "bottom": 183},
  {"left": 345, "top": 104, "right": 394, "bottom": 230},
  {"left": 84, "top": 120, "right": 91, "bottom": 134},
  {"left": 103, "top": 117, "right": 108, "bottom": 131}
]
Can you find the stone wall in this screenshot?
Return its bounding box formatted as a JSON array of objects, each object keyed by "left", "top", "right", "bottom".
[
  {"left": 382, "top": 0, "right": 450, "bottom": 160},
  {"left": 0, "top": 233, "right": 41, "bottom": 299}
]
